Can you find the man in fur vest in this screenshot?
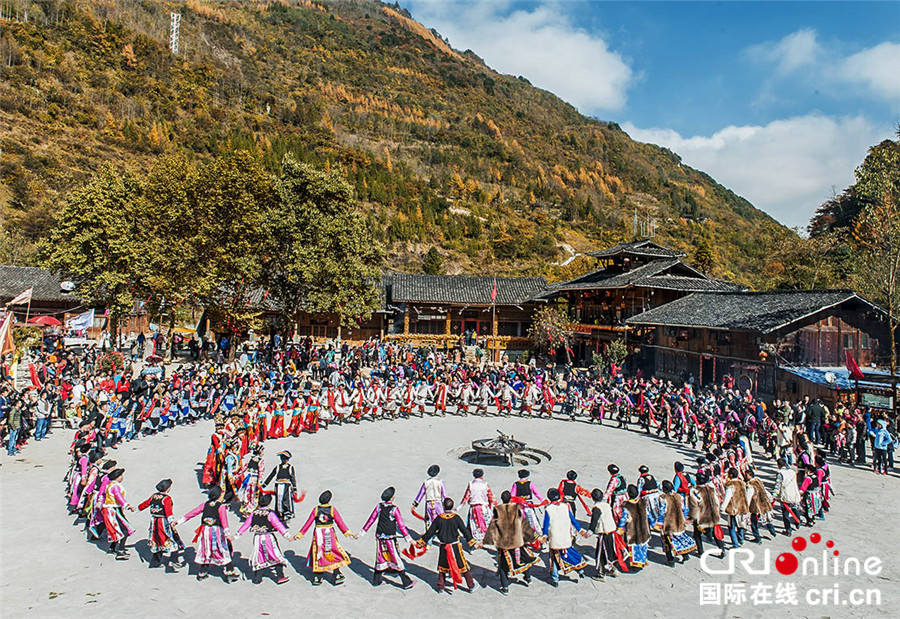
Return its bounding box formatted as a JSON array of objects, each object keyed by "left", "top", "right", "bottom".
[
  {"left": 483, "top": 490, "right": 540, "bottom": 594},
  {"left": 689, "top": 470, "right": 725, "bottom": 558},
  {"left": 617, "top": 485, "right": 651, "bottom": 570},
  {"left": 721, "top": 467, "right": 751, "bottom": 548},
  {"left": 745, "top": 469, "right": 777, "bottom": 542},
  {"left": 659, "top": 480, "right": 696, "bottom": 566}
]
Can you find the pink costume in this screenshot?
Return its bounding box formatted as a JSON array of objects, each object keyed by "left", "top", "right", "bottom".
[
  {"left": 69, "top": 455, "right": 89, "bottom": 507},
  {"left": 360, "top": 502, "right": 411, "bottom": 572},
  {"left": 461, "top": 478, "right": 496, "bottom": 540},
  {"left": 236, "top": 509, "right": 290, "bottom": 571},
  {"left": 181, "top": 501, "right": 232, "bottom": 566},
  {"left": 102, "top": 481, "right": 135, "bottom": 543},
  {"left": 299, "top": 504, "right": 352, "bottom": 572}
]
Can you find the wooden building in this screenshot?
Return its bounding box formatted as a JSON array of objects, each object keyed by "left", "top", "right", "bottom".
[
  {"left": 627, "top": 290, "right": 891, "bottom": 402},
  {"left": 538, "top": 240, "right": 741, "bottom": 360},
  {"left": 381, "top": 271, "right": 547, "bottom": 359},
  {"left": 0, "top": 266, "right": 82, "bottom": 320}
]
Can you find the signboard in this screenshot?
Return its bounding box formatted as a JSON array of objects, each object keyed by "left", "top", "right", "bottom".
[
  {"left": 417, "top": 315, "right": 445, "bottom": 321},
  {"left": 861, "top": 392, "right": 894, "bottom": 410}
]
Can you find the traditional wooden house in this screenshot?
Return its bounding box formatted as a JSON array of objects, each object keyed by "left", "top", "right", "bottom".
[
  {"left": 0, "top": 266, "right": 82, "bottom": 320},
  {"left": 381, "top": 271, "right": 547, "bottom": 358},
  {"left": 626, "top": 290, "right": 892, "bottom": 403},
  {"left": 537, "top": 240, "right": 741, "bottom": 360}
]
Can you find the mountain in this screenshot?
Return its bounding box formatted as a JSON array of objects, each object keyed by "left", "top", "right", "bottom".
[{"left": 0, "top": 0, "right": 792, "bottom": 286}]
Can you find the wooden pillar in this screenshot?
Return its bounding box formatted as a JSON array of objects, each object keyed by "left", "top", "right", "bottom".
[
  {"left": 445, "top": 311, "right": 452, "bottom": 336},
  {"left": 816, "top": 321, "right": 822, "bottom": 366},
  {"left": 403, "top": 308, "right": 409, "bottom": 334},
  {"left": 492, "top": 307, "right": 499, "bottom": 362}
]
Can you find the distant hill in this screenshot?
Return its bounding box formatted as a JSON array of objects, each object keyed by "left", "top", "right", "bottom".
[{"left": 0, "top": 0, "right": 792, "bottom": 286}]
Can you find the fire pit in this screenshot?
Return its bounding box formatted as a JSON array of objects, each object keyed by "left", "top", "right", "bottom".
[{"left": 459, "top": 431, "right": 552, "bottom": 466}]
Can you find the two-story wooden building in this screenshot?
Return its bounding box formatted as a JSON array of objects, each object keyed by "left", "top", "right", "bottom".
[{"left": 537, "top": 240, "right": 742, "bottom": 360}]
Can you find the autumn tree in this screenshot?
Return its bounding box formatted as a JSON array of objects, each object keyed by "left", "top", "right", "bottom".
[
  {"left": 852, "top": 136, "right": 900, "bottom": 375},
  {"left": 40, "top": 165, "right": 146, "bottom": 343},
  {"left": 528, "top": 304, "right": 573, "bottom": 363},
  {"left": 692, "top": 235, "right": 714, "bottom": 274},
  {"left": 263, "top": 155, "right": 384, "bottom": 329}
]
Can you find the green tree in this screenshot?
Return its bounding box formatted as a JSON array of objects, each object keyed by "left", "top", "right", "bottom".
[
  {"left": 263, "top": 155, "right": 384, "bottom": 328},
  {"left": 40, "top": 165, "right": 146, "bottom": 344},
  {"left": 194, "top": 152, "right": 273, "bottom": 341},
  {"left": 852, "top": 136, "right": 900, "bottom": 376},
  {"left": 422, "top": 247, "right": 443, "bottom": 274}
]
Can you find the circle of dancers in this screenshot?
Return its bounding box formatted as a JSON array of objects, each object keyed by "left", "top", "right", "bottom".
[{"left": 64, "top": 361, "right": 836, "bottom": 593}]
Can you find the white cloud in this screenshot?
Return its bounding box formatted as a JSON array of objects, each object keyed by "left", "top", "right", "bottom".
[
  {"left": 747, "top": 29, "right": 900, "bottom": 104},
  {"left": 838, "top": 42, "right": 900, "bottom": 102},
  {"left": 746, "top": 28, "right": 822, "bottom": 76},
  {"left": 407, "top": 1, "right": 633, "bottom": 112},
  {"left": 622, "top": 115, "right": 891, "bottom": 228}
]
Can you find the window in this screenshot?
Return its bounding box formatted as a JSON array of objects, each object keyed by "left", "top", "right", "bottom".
[
  {"left": 498, "top": 322, "right": 519, "bottom": 336},
  {"left": 860, "top": 332, "right": 870, "bottom": 349},
  {"left": 843, "top": 333, "right": 854, "bottom": 349},
  {"left": 414, "top": 320, "right": 444, "bottom": 335}
]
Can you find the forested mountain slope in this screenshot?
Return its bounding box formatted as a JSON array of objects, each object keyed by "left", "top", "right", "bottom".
[{"left": 0, "top": 0, "right": 791, "bottom": 285}]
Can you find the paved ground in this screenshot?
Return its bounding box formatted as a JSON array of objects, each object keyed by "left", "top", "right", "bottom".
[{"left": 2, "top": 414, "right": 898, "bottom": 618}]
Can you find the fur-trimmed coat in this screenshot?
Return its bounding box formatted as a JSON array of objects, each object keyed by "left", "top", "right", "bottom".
[
  {"left": 484, "top": 503, "right": 537, "bottom": 550},
  {"left": 690, "top": 485, "right": 720, "bottom": 527},
  {"left": 747, "top": 478, "right": 773, "bottom": 514},
  {"left": 661, "top": 493, "right": 686, "bottom": 535},
  {"left": 622, "top": 499, "right": 651, "bottom": 545},
  {"left": 723, "top": 479, "right": 750, "bottom": 516}
]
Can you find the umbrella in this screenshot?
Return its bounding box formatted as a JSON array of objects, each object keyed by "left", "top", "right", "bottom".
[
  {"left": 28, "top": 316, "right": 62, "bottom": 327},
  {"left": 146, "top": 354, "right": 164, "bottom": 363}
]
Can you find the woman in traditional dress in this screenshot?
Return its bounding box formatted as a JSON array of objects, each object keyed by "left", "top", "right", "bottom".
[
  {"left": 358, "top": 487, "right": 415, "bottom": 589},
  {"left": 296, "top": 490, "right": 357, "bottom": 586},
  {"left": 239, "top": 443, "right": 264, "bottom": 515},
  {"left": 235, "top": 494, "right": 292, "bottom": 585},
  {"left": 461, "top": 469, "right": 496, "bottom": 541},
  {"left": 102, "top": 468, "right": 135, "bottom": 560},
  {"left": 177, "top": 486, "right": 239, "bottom": 582},
  {"left": 137, "top": 478, "right": 184, "bottom": 570}
]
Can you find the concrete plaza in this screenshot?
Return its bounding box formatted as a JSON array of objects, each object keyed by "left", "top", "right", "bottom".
[{"left": 2, "top": 414, "right": 897, "bottom": 618}]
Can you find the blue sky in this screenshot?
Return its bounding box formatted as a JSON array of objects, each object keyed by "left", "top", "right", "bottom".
[{"left": 404, "top": 1, "right": 900, "bottom": 228}]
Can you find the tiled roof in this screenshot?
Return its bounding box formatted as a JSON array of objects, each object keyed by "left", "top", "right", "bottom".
[
  {"left": 0, "top": 266, "right": 80, "bottom": 303},
  {"left": 387, "top": 272, "right": 548, "bottom": 306},
  {"left": 586, "top": 240, "right": 685, "bottom": 259},
  {"left": 638, "top": 275, "right": 745, "bottom": 292},
  {"left": 626, "top": 290, "right": 882, "bottom": 333},
  {"left": 544, "top": 258, "right": 721, "bottom": 295}
]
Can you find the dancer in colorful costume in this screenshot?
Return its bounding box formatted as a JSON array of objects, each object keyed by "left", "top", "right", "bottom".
[
  {"left": 177, "top": 486, "right": 239, "bottom": 582},
  {"left": 484, "top": 490, "right": 540, "bottom": 594},
  {"left": 137, "top": 478, "right": 184, "bottom": 570},
  {"left": 296, "top": 490, "right": 356, "bottom": 586},
  {"left": 416, "top": 497, "right": 480, "bottom": 592},
  {"left": 460, "top": 468, "right": 497, "bottom": 541},
  {"left": 358, "top": 487, "right": 415, "bottom": 589},
  {"left": 412, "top": 464, "right": 446, "bottom": 527},
  {"left": 235, "top": 493, "right": 292, "bottom": 585}
]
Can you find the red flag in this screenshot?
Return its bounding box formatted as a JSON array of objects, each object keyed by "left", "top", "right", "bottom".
[
  {"left": 490, "top": 278, "right": 497, "bottom": 303},
  {"left": 845, "top": 350, "right": 864, "bottom": 380}
]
